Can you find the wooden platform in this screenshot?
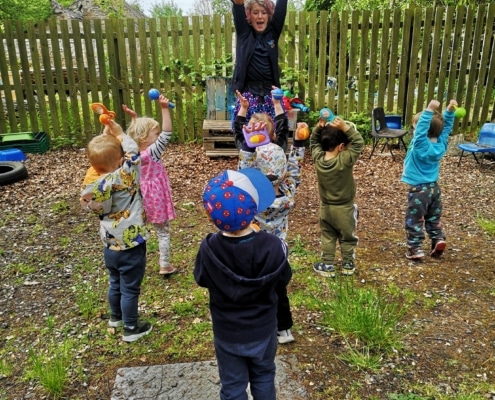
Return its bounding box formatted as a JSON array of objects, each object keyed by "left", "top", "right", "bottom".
[{"left": 201, "top": 119, "right": 234, "bottom": 157}]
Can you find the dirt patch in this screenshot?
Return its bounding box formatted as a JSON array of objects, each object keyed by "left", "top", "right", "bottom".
[{"left": 1, "top": 143, "right": 495, "bottom": 399}]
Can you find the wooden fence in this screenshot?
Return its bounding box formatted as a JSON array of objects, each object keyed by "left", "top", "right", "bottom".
[{"left": 1, "top": 4, "right": 494, "bottom": 147}]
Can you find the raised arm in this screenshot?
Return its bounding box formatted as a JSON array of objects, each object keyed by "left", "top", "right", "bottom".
[{"left": 158, "top": 94, "right": 173, "bottom": 132}]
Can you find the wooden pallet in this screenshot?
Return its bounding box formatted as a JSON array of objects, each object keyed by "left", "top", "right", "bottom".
[
  {"left": 202, "top": 119, "right": 236, "bottom": 157},
  {"left": 201, "top": 108, "right": 299, "bottom": 158}
]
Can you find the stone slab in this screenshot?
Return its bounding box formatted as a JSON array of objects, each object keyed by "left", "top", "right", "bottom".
[{"left": 111, "top": 354, "right": 307, "bottom": 399}]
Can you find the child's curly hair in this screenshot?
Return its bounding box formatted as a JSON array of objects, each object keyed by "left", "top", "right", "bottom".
[
  {"left": 244, "top": 0, "right": 275, "bottom": 21},
  {"left": 412, "top": 111, "right": 444, "bottom": 138},
  {"left": 126, "top": 117, "right": 160, "bottom": 147}
]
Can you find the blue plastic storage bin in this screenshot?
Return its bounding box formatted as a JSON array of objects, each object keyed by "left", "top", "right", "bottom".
[
  {"left": 0, "top": 149, "right": 26, "bottom": 161},
  {"left": 385, "top": 115, "right": 402, "bottom": 129}
]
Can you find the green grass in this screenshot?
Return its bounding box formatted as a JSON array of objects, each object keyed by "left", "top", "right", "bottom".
[
  {"left": 322, "top": 278, "right": 406, "bottom": 352},
  {"left": 0, "top": 358, "right": 13, "bottom": 378},
  {"left": 74, "top": 282, "right": 105, "bottom": 319},
  {"left": 24, "top": 340, "right": 74, "bottom": 398},
  {"left": 475, "top": 215, "right": 495, "bottom": 236}
]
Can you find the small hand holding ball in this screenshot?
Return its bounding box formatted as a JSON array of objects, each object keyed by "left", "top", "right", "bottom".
[
  {"left": 295, "top": 122, "right": 310, "bottom": 140},
  {"left": 99, "top": 114, "right": 113, "bottom": 125},
  {"left": 454, "top": 106, "right": 466, "bottom": 118},
  {"left": 271, "top": 88, "right": 284, "bottom": 100},
  {"left": 148, "top": 88, "right": 160, "bottom": 100}
]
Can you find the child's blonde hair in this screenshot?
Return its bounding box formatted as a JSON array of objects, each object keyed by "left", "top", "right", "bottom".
[
  {"left": 127, "top": 117, "right": 160, "bottom": 147},
  {"left": 412, "top": 111, "right": 444, "bottom": 138},
  {"left": 87, "top": 135, "right": 124, "bottom": 174},
  {"left": 249, "top": 113, "right": 275, "bottom": 140}
]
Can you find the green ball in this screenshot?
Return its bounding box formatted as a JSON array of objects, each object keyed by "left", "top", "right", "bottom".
[{"left": 455, "top": 107, "right": 466, "bottom": 118}]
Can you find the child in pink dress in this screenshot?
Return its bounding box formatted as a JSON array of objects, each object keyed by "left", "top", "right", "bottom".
[{"left": 124, "top": 95, "right": 176, "bottom": 275}]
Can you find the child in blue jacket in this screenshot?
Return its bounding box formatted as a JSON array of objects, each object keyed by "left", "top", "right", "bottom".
[{"left": 401, "top": 99, "right": 457, "bottom": 260}]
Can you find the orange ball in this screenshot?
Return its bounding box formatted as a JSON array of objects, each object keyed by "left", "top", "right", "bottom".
[
  {"left": 99, "top": 114, "right": 112, "bottom": 125},
  {"left": 296, "top": 126, "right": 310, "bottom": 140}
]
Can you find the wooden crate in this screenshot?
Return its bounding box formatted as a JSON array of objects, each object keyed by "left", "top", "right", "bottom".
[
  {"left": 202, "top": 120, "right": 236, "bottom": 157},
  {"left": 203, "top": 135, "right": 238, "bottom": 158}
]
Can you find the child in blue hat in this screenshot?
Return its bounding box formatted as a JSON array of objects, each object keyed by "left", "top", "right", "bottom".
[{"left": 194, "top": 168, "right": 292, "bottom": 400}]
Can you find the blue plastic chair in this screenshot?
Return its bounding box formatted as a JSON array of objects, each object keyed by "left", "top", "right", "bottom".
[{"left": 457, "top": 123, "right": 495, "bottom": 167}]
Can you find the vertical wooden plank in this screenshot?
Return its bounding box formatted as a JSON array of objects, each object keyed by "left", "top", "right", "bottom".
[
  {"left": 377, "top": 9, "right": 391, "bottom": 109},
  {"left": 12, "top": 21, "right": 30, "bottom": 131},
  {"left": 367, "top": 10, "right": 380, "bottom": 111},
  {"left": 17, "top": 22, "right": 39, "bottom": 131},
  {"left": 126, "top": 18, "right": 142, "bottom": 117},
  {"left": 446, "top": 6, "right": 467, "bottom": 133},
  {"left": 357, "top": 10, "right": 369, "bottom": 112},
  {"left": 397, "top": 8, "right": 412, "bottom": 122},
  {"left": 223, "top": 15, "right": 235, "bottom": 129},
  {"left": 26, "top": 21, "right": 46, "bottom": 133},
  {"left": 296, "top": 11, "right": 307, "bottom": 101},
  {"left": 425, "top": 7, "right": 444, "bottom": 105},
  {"left": 0, "top": 21, "right": 18, "bottom": 130},
  {"left": 136, "top": 18, "right": 150, "bottom": 116},
  {"left": 119, "top": 19, "right": 130, "bottom": 124},
  {"left": 182, "top": 15, "right": 194, "bottom": 141},
  {"left": 337, "top": 10, "right": 348, "bottom": 116},
  {"left": 285, "top": 10, "right": 296, "bottom": 85},
  {"left": 472, "top": 4, "right": 493, "bottom": 127},
  {"left": 192, "top": 15, "right": 204, "bottom": 140},
  {"left": 71, "top": 19, "right": 92, "bottom": 142},
  {"left": 436, "top": 7, "right": 454, "bottom": 110},
  {"left": 454, "top": 7, "right": 473, "bottom": 112},
  {"left": 317, "top": 10, "right": 328, "bottom": 110},
  {"left": 203, "top": 15, "right": 212, "bottom": 74},
  {"left": 347, "top": 11, "right": 359, "bottom": 113},
  {"left": 50, "top": 19, "right": 70, "bottom": 140},
  {"left": 480, "top": 3, "right": 495, "bottom": 123},
  {"left": 278, "top": 13, "right": 287, "bottom": 74},
  {"left": 446, "top": 6, "right": 465, "bottom": 104},
  {"left": 326, "top": 11, "right": 338, "bottom": 109},
  {"left": 80, "top": 20, "right": 99, "bottom": 141},
  {"left": 82, "top": 20, "right": 99, "bottom": 102},
  {"left": 386, "top": 9, "right": 401, "bottom": 111},
  {"left": 404, "top": 8, "right": 422, "bottom": 121},
  {"left": 307, "top": 11, "right": 317, "bottom": 112},
  {"left": 224, "top": 15, "right": 233, "bottom": 78},
  {"left": 463, "top": 4, "right": 486, "bottom": 130},
  {"left": 60, "top": 19, "right": 82, "bottom": 142},
  {"left": 149, "top": 18, "right": 161, "bottom": 89},
  {"left": 94, "top": 19, "right": 110, "bottom": 105},
  {"left": 416, "top": 7, "right": 433, "bottom": 114},
  {"left": 170, "top": 16, "right": 184, "bottom": 142},
  {"left": 149, "top": 18, "right": 163, "bottom": 119},
  {"left": 105, "top": 19, "right": 119, "bottom": 116},
  {"left": 159, "top": 17, "right": 172, "bottom": 98},
  {"left": 213, "top": 15, "right": 223, "bottom": 75}
]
